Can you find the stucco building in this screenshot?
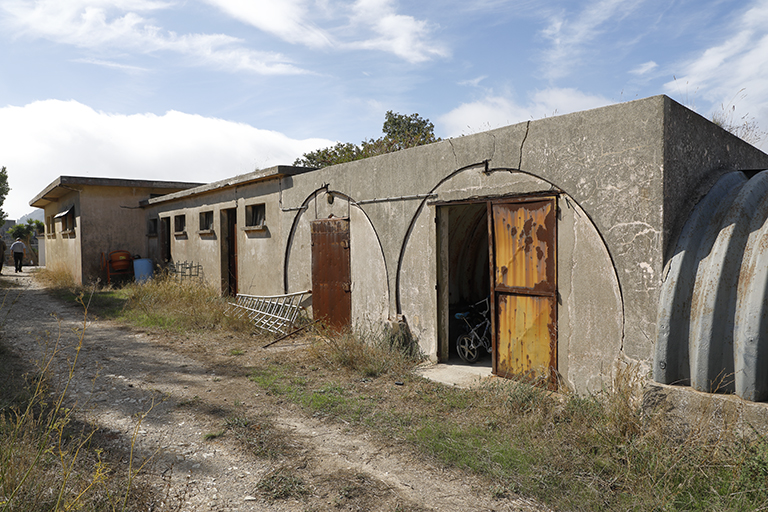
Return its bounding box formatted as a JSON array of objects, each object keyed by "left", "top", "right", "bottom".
[{"left": 30, "top": 176, "right": 201, "bottom": 284}]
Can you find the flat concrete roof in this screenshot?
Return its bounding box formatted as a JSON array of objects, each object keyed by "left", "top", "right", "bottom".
[
  {"left": 141, "top": 165, "right": 318, "bottom": 207},
  {"left": 30, "top": 176, "right": 204, "bottom": 209}
]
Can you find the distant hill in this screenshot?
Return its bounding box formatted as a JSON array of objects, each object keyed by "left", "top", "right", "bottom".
[{"left": 17, "top": 210, "right": 44, "bottom": 224}]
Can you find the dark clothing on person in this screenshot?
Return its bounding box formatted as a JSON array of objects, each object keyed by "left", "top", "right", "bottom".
[{"left": 10, "top": 240, "right": 24, "bottom": 273}]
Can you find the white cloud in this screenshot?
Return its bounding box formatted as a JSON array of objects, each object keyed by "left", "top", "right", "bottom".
[
  {"left": 458, "top": 76, "right": 487, "bottom": 87},
  {"left": 1, "top": 0, "right": 448, "bottom": 70},
  {"left": 438, "top": 88, "right": 613, "bottom": 137},
  {"left": 201, "top": 0, "right": 333, "bottom": 48},
  {"left": 0, "top": 100, "right": 333, "bottom": 219},
  {"left": 346, "top": 0, "right": 449, "bottom": 63},
  {"left": 540, "top": 0, "right": 644, "bottom": 79},
  {"left": 1, "top": 0, "right": 308, "bottom": 75},
  {"left": 74, "top": 57, "right": 149, "bottom": 72},
  {"left": 630, "top": 60, "right": 657, "bottom": 75},
  {"left": 662, "top": 0, "right": 768, "bottom": 138}
]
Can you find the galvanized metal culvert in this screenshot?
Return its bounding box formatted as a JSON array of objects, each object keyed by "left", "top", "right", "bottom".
[{"left": 656, "top": 170, "right": 768, "bottom": 402}]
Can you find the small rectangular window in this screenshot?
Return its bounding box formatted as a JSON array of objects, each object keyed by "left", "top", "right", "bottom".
[
  {"left": 199, "top": 211, "right": 213, "bottom": 231},
  {"left": 147, "top": 218, "right": 158, "bottom": 236},
  {"left": 245, "top": 204, "right": 266, "bottom": 228},
  {"left": 174, "top": 214, "right": 186, "bottom": 233},
  {"left": 46, "top": 216, "right": 55, "bottom": 237},
  {"left": 54, "top": 205, "right": 75, "bottom": 234}
]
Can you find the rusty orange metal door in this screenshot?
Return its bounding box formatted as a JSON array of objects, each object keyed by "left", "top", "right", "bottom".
[
  {"left": 491, "top": 198, "right": 557, "bottom": 385},
  {"left": 311, "top": 218, "right": 351, "bottom": 330}
]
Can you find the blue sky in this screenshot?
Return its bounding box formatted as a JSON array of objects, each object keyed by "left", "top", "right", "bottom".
[{"left": 1, "top": 0, "right": 766, "bottom": 219}]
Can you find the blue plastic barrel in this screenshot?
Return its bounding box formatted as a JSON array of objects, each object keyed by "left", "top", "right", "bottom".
[{"left": 133, "top": 258, "right": 153, "bottom": 283}]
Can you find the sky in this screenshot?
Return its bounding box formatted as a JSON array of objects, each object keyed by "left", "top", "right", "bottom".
[{"left": 1, "top": 0, "right": 768, "bottom": 220}]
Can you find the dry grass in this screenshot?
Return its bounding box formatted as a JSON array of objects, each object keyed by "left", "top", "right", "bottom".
[
  {"left": 310, "top": 324, "right": 422, "bottom": 379},
  {"left": 119, "top": 275, "right": 253, "bottom": 333},
  {"left": 246, "top": 333, "right": 768, "bottom": 511},
  {"left": 33, "top": 264, "right": 80, "bottom": 293}
]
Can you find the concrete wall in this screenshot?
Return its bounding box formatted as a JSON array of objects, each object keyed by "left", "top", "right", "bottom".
[
  {"left": 79, "top": 185, "right": 163, "bottom": 282},
  {"left": 282, "top": 188, "right": 389, "bottom": 324},
  {"left": 275, "top": 95, "right": 768, "bottom": 389},
  {"left": 42, "top": 191, "right": 82, "bottom": 280},
  {"left": 147, "top": 179, "right": 288, "bottom": 296}
]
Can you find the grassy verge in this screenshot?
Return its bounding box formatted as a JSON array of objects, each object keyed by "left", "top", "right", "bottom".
[
  {"left": 243, "top": 341, "right": 768, "bottom": 511},
  {"left": 33, "top": 274, "right": 768, "bottom": 511},
  {"left": 34, "top": 267, "right": 252, "bottom": 333},
  {"left": 0, "top": 304, "right": 182, "bottom": 511}
]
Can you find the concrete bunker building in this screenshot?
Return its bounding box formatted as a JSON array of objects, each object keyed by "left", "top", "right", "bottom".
[{"left": 30, "top": 95, "right": 768, "bottom": 402}]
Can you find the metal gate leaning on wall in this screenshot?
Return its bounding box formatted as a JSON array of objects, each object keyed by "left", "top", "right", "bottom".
[{"left": 311, "top": 217, "right": 351, "bottom": 330}]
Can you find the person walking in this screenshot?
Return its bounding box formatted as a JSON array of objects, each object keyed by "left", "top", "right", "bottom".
[{"left": 10, "top": 238, "right": 25, "bottom": 273}]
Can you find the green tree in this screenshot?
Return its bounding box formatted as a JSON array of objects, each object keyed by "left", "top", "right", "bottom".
[
  {"left": 294, "top": 111, "right": 441, "bottom": 168},
  {"left": 0, "top": 166, "right": 10, "bottom": 224},
  {"left": 8, "top": 219, "right": 44, "bottom": 265}
]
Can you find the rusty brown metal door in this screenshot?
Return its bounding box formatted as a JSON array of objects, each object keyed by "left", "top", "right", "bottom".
[
  {"left": 491, "top": 198, "right": 557, "bottom": 385},
  {"left": 311, "top": 218, "right": 351, "bottom": 330}
]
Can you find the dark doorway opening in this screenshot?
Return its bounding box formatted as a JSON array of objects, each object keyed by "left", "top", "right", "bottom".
[
  {"left": 438, "top": 203, "right": 491, "bottom": 364},
  {"left": 160, "top": 217, "right": 172, "bottom": 263},
  {"left": 221, "top": 208, "right": 238, "bottom": 296}
]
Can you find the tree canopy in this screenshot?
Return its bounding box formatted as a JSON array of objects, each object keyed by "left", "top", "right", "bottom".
[
  {"left": 294, "top": 111, "right": 441, "bottom": 168},
  {"left": 0, "top": 167, "right": 9, "bottom": 225},
  {"left": 8, "top": 219, "right": 44, "bottom": 241}
]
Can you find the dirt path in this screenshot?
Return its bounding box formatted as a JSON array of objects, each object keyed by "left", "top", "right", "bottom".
[{"left": 0, "top": 274, "right": 547, "bottom": 512}]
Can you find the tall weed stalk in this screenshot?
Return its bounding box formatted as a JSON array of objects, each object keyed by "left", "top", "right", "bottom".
[{"left": 0, "top": 293, "right": 173, "bottom": 511}]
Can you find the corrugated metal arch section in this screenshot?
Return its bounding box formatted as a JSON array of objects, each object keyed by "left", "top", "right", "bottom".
[{"left": 655, "top": 169, "right": 768, "bottom": 401}]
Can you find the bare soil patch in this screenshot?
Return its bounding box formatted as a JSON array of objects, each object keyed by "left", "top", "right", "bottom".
[{"left": 0, "top": 274, "right": 547, "bottom": 511}]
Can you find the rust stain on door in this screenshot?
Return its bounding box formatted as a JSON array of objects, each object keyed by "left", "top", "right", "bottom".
[
  {"left": 492, "top": 200, "right": 555, "bottom": 293},
  {"left": 311, "top": 218, "right": 351, "bottom": 330},
  {"left": 492, "top": 198, "right": 557, "bottom": 386},
  {"left": 495, "top": 294, "right": 557, "bottom": 382}
]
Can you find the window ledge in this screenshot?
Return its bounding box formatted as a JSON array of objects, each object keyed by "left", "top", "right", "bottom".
[
  {"left": 61, "top": 229, "right": 75, "bottom": 237},
  {"left": 173, "top": 231, "right": 187, "bottom": 238},
  {"left": 242, "top": 224, "right": 266, "bottom": 232},
  {"left": 197, "top": 229, "right": 215, "bottom": 236}
]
